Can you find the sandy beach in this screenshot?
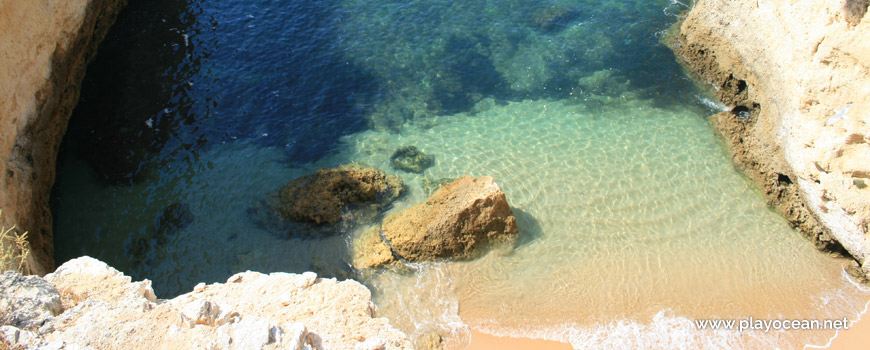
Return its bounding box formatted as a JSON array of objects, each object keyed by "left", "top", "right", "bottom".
[{"left": 466, "top": 331, "right": 573, "bottom": 350}]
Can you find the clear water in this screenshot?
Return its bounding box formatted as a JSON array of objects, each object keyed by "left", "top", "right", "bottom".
[{"left": 53, "top": 0, "right": 869, "bottom": 348}]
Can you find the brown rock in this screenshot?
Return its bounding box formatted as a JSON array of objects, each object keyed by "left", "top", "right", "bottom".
[
  {"left": 276, "top": 164, "right": 404, "bottom": 225},
  {"left": 356, "top": 176, "right": 517, "bottom": 268},
  {"left": 0, "top": 0, "right": 127, "bottom": 274},
  {"left": 352, "top": 226, "right": 396, "bottom": 270}
]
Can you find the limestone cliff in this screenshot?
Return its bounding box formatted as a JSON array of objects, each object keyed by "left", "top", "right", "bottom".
[
  {"left": 672, "top": 0, "right": 870, "bottom": 274},
  {"left": 0, "top": 257, "right": 412, "bottom": 350},
  {"left": 0, "top": 0, "right": 127, "bottom": 274}
]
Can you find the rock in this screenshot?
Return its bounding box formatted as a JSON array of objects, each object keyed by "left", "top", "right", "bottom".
[
  {"left": 844, "top": 0, "right": 868, "bottom": 26},
  {"left": 390, "top": 146, "right": 435, "bottom": 173},
  {"left": 529, "top": 5, "right": 584, "bottom": 33},
  {"left": 231, "top": 316, "right": 272, "bottom": 350},
  {"left": 355, "top": 338, "right": 386, "bottom": 350},
  {"left": 672, "top": 0, "right": 870, "bottom": 275},
  {"left": 294, "top": 271, "right": 318, "bottom": 289},
  {"left": 0, "top": 0, "right": 127, "bottom": 275},
  {"left": 3, "top": 257, "right": 413, "bottom": 350},
  {"left": 356, "top": 176, "right": 518, "bottom": 268},
  {"left": 275, "top": 164, "right": 405, "bottom": 226},
  {"left": 418, "top": 332, "right": 444, "bottom": 350},
  {"left": 177, "top": 299, "right": 236, "bottom": 327},
  {"left": 280, "top": 323, "right": 308, "bottom": 350},
  {"left": 43, "top": 256, "right": 158, "bottom": 320},
  {"left": 154, "top": 202, "right": 194, "bottom": 245},
  {"left": 1, "top": 325, "right": 40, "bottom": 347},
  {"left": 352, "top": 227, "right": 398, "bottom": 270},
  {"left": 0, "top": 271, "right": 62, "bottom": 330}
]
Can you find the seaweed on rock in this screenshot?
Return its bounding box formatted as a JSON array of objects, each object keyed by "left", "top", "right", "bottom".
[
  {"left": 249, "top": 164, "right": 405, "bottom": 238},
  {"left": 390, "top": 146, "right": 435, "bottom": 173}
]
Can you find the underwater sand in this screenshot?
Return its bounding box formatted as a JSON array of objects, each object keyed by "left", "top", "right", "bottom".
[
  {"left": 50, "top": 0, "right": 870, "bottom": 348},
  {"left": 323, "top": 98, "right": 870, "bottom": 349}
]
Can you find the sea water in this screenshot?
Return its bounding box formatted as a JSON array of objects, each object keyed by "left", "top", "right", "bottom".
[{"left": 52, "top": 0, "right": 870, "bottom": 348}]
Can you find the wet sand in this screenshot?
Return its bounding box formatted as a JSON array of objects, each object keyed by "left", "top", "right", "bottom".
[
  {"left": 818, "top": 299, "right": 870, "bottom": 350},
  {"left": 466, "top": 331, "right": 573, "bottom": 350}
]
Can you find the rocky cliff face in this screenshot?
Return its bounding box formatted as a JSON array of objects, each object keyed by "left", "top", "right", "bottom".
[
  {"left": 0, "top": 0, "right": 127, "bottom": 275},
  {"left": 0, "top": 257, "right": 412, "bottom": 350},
  {"left": 673, "top": 0, "right": 870, "bottom": 275}
]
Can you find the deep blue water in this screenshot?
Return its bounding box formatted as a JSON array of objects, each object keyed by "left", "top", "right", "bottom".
[{"left": 53, "top": 0, "right": 701, "bottom": 296}]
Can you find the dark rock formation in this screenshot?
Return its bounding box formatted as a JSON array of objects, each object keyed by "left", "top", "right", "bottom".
[
  {"left": 154, "top": 202, "right": 193, "bottom": 245},
  {"left": 275, "top": 164, "right": 404, "bottom": 226},
  {"left": 844, "top": 0, "right": 868, "bottom": 26},
  {"left": 390, "top": 146, "right": 434, "bottom": 173},
  {"left": 530, "top": 5, "right": 584, "bottom": 33}
]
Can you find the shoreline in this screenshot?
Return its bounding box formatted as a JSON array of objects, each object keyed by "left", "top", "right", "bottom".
[
  {"left": 823, "top": 298, "right": 870, "bottom": 349},
  {"left": 466, "top": 331, "right": 573, "bottom": 350},
  {"left": 670, "top": 0, "right": 870, "bottom": 277}
]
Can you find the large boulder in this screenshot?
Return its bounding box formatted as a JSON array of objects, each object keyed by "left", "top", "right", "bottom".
[
  {"left": 354, "top": 176, "right": 517, "bottom": 268},
  {"left": 276, "top": 164, "right": 404, "bottom": 226}
]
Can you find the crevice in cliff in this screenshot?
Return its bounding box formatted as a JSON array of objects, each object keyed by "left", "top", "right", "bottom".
[{"left": 669, "top": 13, "right": 855, "bottom": 264}]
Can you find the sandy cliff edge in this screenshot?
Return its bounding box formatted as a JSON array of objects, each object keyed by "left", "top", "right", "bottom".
[
  {"left": 0, "top": 0, "right": 127, "bottom": 274},
  {"left": 672, "top": 0, "right": 870, "bottom": 275}
]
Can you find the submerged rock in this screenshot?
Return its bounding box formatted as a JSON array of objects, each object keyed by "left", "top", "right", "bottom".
[
  {"left": 390, "top": 146, "right": 435, "bottom": 173},
  {"left": 420, "top": 177, "right": 456, "bottom": 196},
  {"left": 155, "top": 202, "right": 194, "bottom": 245},
  {"left": 530, "top": 5, "right": 584, "bottom": 33},
  {"left": 125, "top": 202, "right": 195, "bottom": 266},
  {"left": 354, "top": 176, "right": 518, "bottom": 268},
  {"left": 275, "top": 164, "right": 405, "bottom": 226}
]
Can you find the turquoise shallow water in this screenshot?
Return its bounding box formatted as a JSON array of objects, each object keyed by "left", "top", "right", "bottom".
[
  {"left": 53, "top": 0, "right": 870, "bottom": 348},
  {"left": 329, "top": 97, "right": 869, "bottom": 349}
]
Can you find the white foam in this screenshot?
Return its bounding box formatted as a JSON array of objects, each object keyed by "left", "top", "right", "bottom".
[{"left": 697, "top": 96, "right": 729, "bottom": 112}]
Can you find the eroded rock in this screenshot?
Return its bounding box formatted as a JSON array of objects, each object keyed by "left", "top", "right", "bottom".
[
  {"left": 672, "top": 0, "right": 870, "bottom": 277},
  {"left": 0, "top": 0, "right": 127, "bottom": 275},
  {"left": 0, "top": 257, "right": 412, "bottom": 350},
  {"left": 355, "top": 176, "right": 518, "bottom": 268},
  {"left": 250, "top": 164, "right": 406, "bottom": 237},
  {"left": 0, "top": 271, "right": 62, "bottom": 330},
  {"left": 275, "top": 164, "right": 405, "bottom": 226}
]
